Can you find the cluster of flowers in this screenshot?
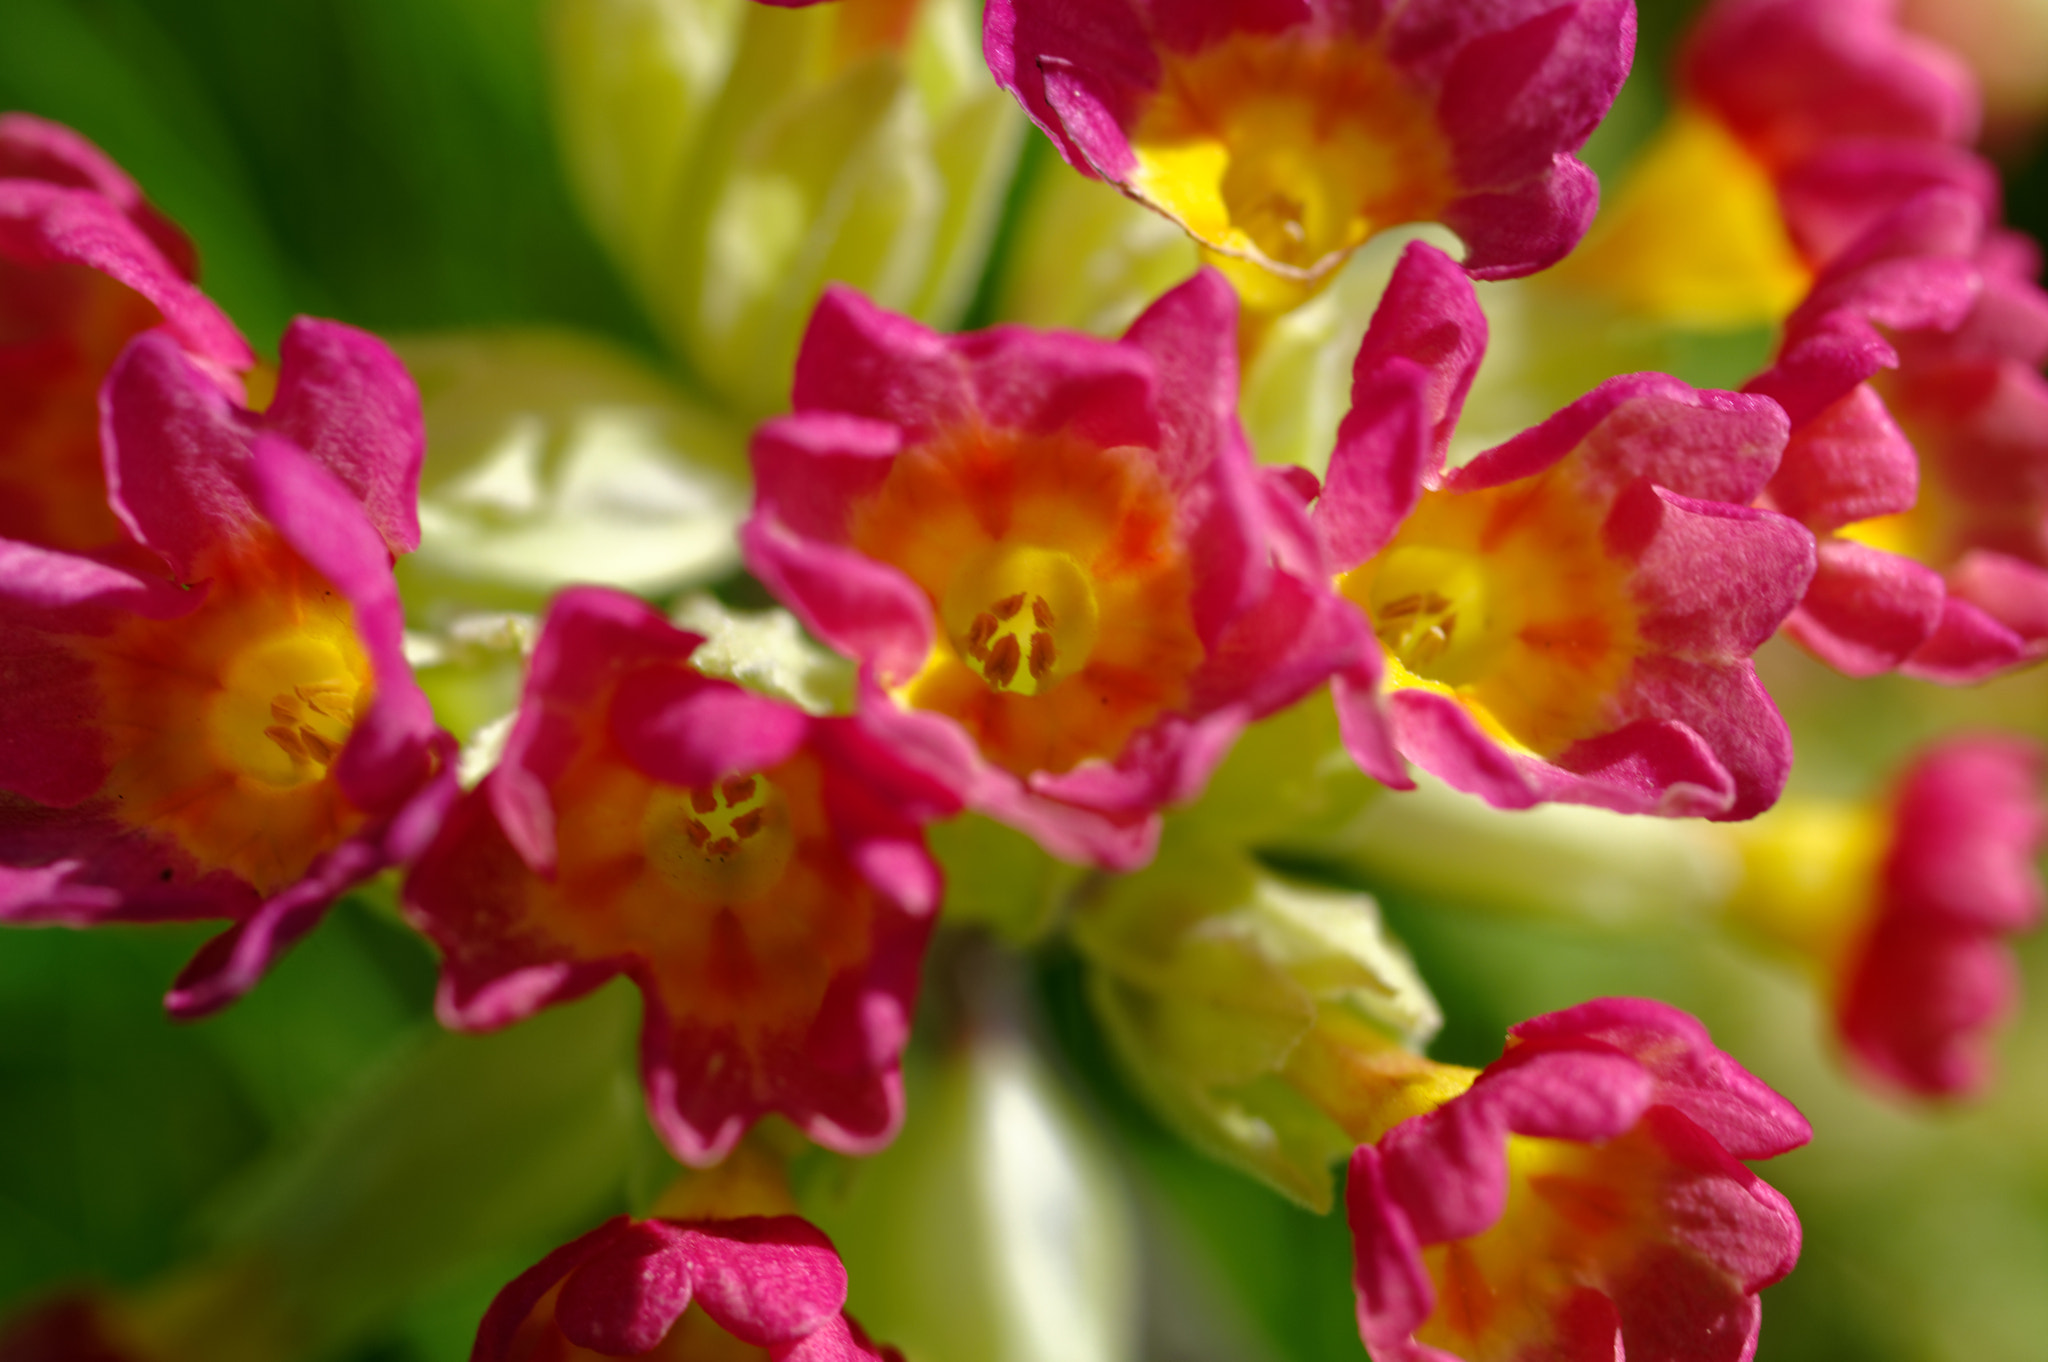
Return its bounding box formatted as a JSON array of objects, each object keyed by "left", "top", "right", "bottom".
[{"left": 3, "top": 0, "right": 2046, "bottom": 1358}]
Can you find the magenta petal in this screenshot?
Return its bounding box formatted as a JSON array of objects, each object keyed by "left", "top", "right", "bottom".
[
  {"left": 0, "top": 113, "right": 199, "bottom": 277},
  {"left": 1615, "top": 486, "right": 1815, "bottom": 658},
  {"left": 741, "top": 517, "right": 936, "bottom": 688},
  {"left": 610, "top": 670, "right": 813, "bottom": 791},
  {"left": 664, "top": 1220, "right": 850, "bottom": 1348},
  {"left": 1547, "top": 720, "right": 1738, "bottom": 819},
  {"left": 1436, "top": 0, "right": 1636, "bottom": 190},
  {"left": 1786, "top": 538, "right": 1948, "bottom": 676},
  {"left": 1442, "top": 155, "right": 1602, "bottom": 282},
  {"left": 1508, "top": 997, "right": 1813, "bottom": 1159},
  {"left": 1683, "top": 0, "right": 1982, "bottom": 160},
  {"left": 1901, "top": 592, "right": 2030, "bottom": 682},
  {"left": 1841, "top": 917, "right": 2018, "bottom": 1097},
  {"left": 1457, "top": 376, "right": 1788, "bottom": 506},
  {"left": 264, "top": 317, "right": 426, "bottom": 555},
  {"left": 1346, "top": 1145, "right": 1438, "bottom": 1352},
  {"left": 471, "top": 1217, "right": 633, "bottom": 1362},
  {"left": 982, "top": 0, "right": 1155, "bottom": 179},
  {"left": 1767, "top": 383, "right": 1918, "bottom": 531},
  {"left": 1318, "top": 359, "right": 1434, "bottom": 571},
  {"left": 1779, "top": 139, "right": 2001, "bottom": 267},
  {"left": 0, "top": 179, "right": 249, "bottom": 373},
  {"left": 100, "top": 330, "right": 261, "bottom": 579},
  {"left": 489, "top": 587, "right": 705, "bottom": 874},
  {"left": 555, "top": 1220, "right": 702, "bottom": 1354},
  {"left": 0, "top": 538, "right": 192, "bottom": 621},
  {"left": 1351, "top": 242, "right": 1489, "bottom": 470},
  {"left": 1331, "top": 661, "right": 1411, "bottom": 790},
  {"left": 1885, "top": 737, "right": 2048, "bottom": 934}
]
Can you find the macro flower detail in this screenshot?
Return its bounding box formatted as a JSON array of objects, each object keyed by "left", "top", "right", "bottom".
[
  {"left": 743, "top": 269, "right": 1362, "bottom": 868},
  {"left": 403, "top": 585, "right": 955, "bottom": 1165},
  {"left": 984, "top": 0, "right": 1635, "bottom": 305},
  {"left": 1731, "top": 736, "right": 2048, "bottom": 1097},
  {"left": 0, "top": 113, "right": 251, "bottom": 554},
  {"left": 473, "top": 1214, "right": 902, "bottom": 1362},
  {"left": 1349, "top": 998, "right": 1809, "bottom": 1362},
  {"left": 1558, "top": 0, "right": 1989, "bottom": 332},
  {"left": 1322, "top": 243, "right": 1814, "bottom": 819},
  {"left": 1749, "top": 186, "right": 2048, "bottom": 679},
  {"left": 1683, "top": 0, "right": 1988, "bottom": 260},
  {"left": 0, "top": 317, "right": 449, "bottom": 1017}
]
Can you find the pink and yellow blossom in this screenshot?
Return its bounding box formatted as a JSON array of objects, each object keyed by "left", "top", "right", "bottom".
[
  {"left": 1349, "top": 998, "right": 1809, "bottom": 1362},
  {"left": 1731, "top": 736, "right": 2048, "bottom": 1097},
  {"left": 1321, "top": 243, "right": 1813, "bottom": 819},
  {"left": 1749, "top": 188, "right": 2048, "bottom": 679},
  {"left": 0, "top": 318, "right": 449, "bottom": 1016},
  {"left": 403, "top": 586, "right": 955, "bottom": 1165},
  {"left": 984, "top": 0, "right": 1635, "bottom": 309},
  {"left": 743, "top": 270, "right": 1363, "bottom": 868}
]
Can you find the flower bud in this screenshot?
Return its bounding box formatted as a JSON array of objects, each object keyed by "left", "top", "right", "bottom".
[
  {"left": 550, "top": 0, "right": 1025, "bottom": 416},
  {"left": 1073, "top": 849, "right": 1457, "bottom": 1212}
]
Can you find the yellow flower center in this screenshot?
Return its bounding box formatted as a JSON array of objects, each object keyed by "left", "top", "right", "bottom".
[
  {"left": 1339, "top": 472, "right": 1640, "bottom": 757},
  {"left": 1127, "top": 33, "right": 1455, "bottom": 289},
  {"left": 939, "top": 543, "right": 1101, "bottom": 698},
  {"left": 206, "top": 632, "right": 363, "bottom": 789},
  {"left": 642, "top": 773, "right": 796, "bottom": 906},
  {"left": 86, "top": 533, "right": 375, "bottom": 894},
  {"left": 1364, "top": 545, "right": 1519, "bottom": 688},
  {"left": 847, "top": 426, "right": 1203, "bottom": 777}
]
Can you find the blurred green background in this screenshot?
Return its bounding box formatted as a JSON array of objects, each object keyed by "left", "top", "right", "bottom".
[{"left": 5, "top": 1, "right": 2048, "bottom": 1360}]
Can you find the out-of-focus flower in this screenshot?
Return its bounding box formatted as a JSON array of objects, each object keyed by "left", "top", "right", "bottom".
[
  {"left": 1565, "top": 0, "right": 1985, "bottom": 339},
  {"left": 549, "top": 0, "right": 1023, "bottom": 417},
  {"left": 1075, "top": 846, "right": 1460, "bottom": 1212},
  {"left": 985, "top": 0, "right": 1635, "bottom": 314},
  {"left": 473, "top": 1213, "right": 902, "bottom": 1361},
  {"left": 0, "top": 113, "right": 251, "bottom": 555},
  {"left": 1902, "top": 0, "right": 2048, "bottom": 140},
  {"left": 1349, "top": 998, "right": 1809, "bottom": 1362},
  {"left": 0, "top": 319, "right": 452, "bottom": 1016},
  {"left": 403, "top": 585, "right": 956, "bottom": 1165},
  {"left": 1750, "top": 188, "right": 2048, "bottom": 680},
  {"left": 1730, "top": 736, "right": 2048, "bottom": 1098},
  {"left": 743, "top": 270, "right": 1363, "bottom": 868},
  {"left": 1322, "top": 242, "right": 1813, "bottom": 818},
  {"left": 392, "top": 330, "right": 750, "bottom": 618}
]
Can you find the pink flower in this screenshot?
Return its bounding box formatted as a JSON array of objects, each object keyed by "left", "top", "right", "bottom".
[
  {"left": 743, "top": 270, "right": 1363, "bottom": 868},
  {"left": 1682, "top": 0, "right": 1991, "bottom": 265},
  {"left": 0, "top": 316, "right": 450, "bottom": 1017},
  {"left": 1749, "top": 188, "right": 2048, "bottom": 679},
  {"left": 984, "top": 0, "right": 1634, "bottom": 290},
  {"left": 473, "top": 1214, "right": 902, "bottom": 1362},
  {"left": 1349, "top": 998, "right": 1809, "bottom": 1362},
  {"left": 1841, "top": 737, "right": 2048, "bottom": 1097},
  {"left": 403, "top": 586, "right": 955, "bottom": 1165},
  {"left": 0, "top": 113, "right": 252, "bottom": 555},
  {"left": 1322, "top": 242, "right": 1814, "bottom": 819}
]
